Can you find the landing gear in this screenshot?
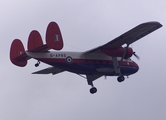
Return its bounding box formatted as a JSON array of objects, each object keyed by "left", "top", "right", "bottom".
[
  {"left": 117, "top": 75, "right": 125, "bottom": 82},
  {"left": 90, "top": 87, "right": 97, "bottom": 94},
  {"left": 87, "top": 76, "right": 98, "bottom": 94},
  {"left": 35, "top": 61, "right": 40, "bottom": 67}
]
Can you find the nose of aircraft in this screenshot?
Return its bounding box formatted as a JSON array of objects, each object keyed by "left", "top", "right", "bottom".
[
  {"left": 121, "top": 60, "right": 139, "bottom": 75},
  {"left": 132, "top": 61, "right": 139, "bottom": 73}
]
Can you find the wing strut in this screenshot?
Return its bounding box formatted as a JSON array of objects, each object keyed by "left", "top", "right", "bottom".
[{"left": 112, "top": 57, "right": 121, "bottom": 74}]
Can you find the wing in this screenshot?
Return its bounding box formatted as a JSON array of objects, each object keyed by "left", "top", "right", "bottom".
[
  {"left": 85, "top": 21, "right": 162, "bottom": 53},
  {"left": 32, "top": 67, "right": 64, "bottom": 75}
]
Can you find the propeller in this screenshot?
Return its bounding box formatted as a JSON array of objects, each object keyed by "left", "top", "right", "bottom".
[
  {"left": 130, "top": 43, "right": 140, "bottom": 60},
  {"left": 119, "top": 44, "right": 140, "bottom": 68},
  {"left": 133, "top": 52, "right": 140, "bottom": 60}
]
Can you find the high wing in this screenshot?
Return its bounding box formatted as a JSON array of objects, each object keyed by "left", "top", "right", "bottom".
[
  {"left": 32, "top": 67, "right": 64, "bottom": 75},
  {"left": 85, "top": 21, "right": 162, "bottom": 53}
]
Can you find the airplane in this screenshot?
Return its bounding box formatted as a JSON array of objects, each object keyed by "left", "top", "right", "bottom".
[{"left": 10, "top": 21, "right": 162, "bottom": 94}]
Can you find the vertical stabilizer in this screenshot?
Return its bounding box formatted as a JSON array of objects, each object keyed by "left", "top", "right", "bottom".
[
  {"left": 28, "top": 30, "right": 43, "bottom": 51},
  {"left": 10, "top": 39, "right": 28, "bottom": 67},
  {"left": 46, "top": 22, "right": 63, "bottom": 50},
  {"left": 27, "top": 30, "right": 49, "bottom": 52}
]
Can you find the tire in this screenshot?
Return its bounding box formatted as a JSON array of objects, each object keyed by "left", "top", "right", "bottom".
[
  {"left": 90, "top": 87, "right": 97, "bottom": 94},
  {"left": 117, "top": 76, "right": 125, "bottom": 82}
]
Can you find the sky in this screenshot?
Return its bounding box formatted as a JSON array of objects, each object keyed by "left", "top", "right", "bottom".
[{"left": 1, "top": 0, "right": 166, "bottom": 120}]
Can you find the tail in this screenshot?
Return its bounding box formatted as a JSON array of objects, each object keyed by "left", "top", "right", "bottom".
[
  {"left": 46, "top": 21, "right": 63, "bottom": 50},
  {"left": 27, "top": 30, "right": 48, "bottom": 52},
  {"left": 10, "top": 39, "right": 28, "bottom": 67},
  {"left": 10, "top": 21, "right": 64, "bottom": 67},
  {"left": 28, "top": 21, "right": 64, "bottom": 51}
]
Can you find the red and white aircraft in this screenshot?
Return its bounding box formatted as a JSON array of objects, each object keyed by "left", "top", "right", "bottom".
[{"left": 10, "top": 21, "right": 162, "bottom": 94}]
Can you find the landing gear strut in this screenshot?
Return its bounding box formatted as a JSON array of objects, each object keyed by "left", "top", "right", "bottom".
[
  {"left": 88, "top": 78, "right": 97, "bottom": 94},
  {"left": 35, "top": 61, "right": 40, "bottom": 67},
  {"left": 85, "top": 74, "right": 102, "bottom": 94},
  {"left": 117, "top": 75, "right": 125, "bottom": 82}
]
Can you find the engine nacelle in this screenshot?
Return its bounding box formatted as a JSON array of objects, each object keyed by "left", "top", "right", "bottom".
[{"left": 101, "top": 47, "right": 133, "bottom": 58}]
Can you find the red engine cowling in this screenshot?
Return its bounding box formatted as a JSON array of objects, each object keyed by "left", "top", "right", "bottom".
[{"left": 101, "top": 47, "right": 133, "bottom": 58}]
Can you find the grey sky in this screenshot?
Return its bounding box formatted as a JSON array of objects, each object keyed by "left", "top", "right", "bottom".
[{"left": 1, "top": 0, "right": 166, "bottom": 120}]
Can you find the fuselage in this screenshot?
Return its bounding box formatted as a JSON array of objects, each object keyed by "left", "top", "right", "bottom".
[{"left": 27, "top": 51, "right": 139, "bottom": 76}]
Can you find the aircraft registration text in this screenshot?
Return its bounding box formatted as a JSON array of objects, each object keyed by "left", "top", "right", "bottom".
[{"left": 50, "top": 53, "right": 66, "bottom": 58}]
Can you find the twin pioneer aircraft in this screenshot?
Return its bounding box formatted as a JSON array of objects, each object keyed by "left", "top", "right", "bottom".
[{"left": 10, "top": 21, "right": 162, "bottom": 94}]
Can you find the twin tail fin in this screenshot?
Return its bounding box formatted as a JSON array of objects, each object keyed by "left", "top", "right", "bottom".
[
  {"left": 10, "top": 39, "right": 28, "bottom": 67},
  {"left": 10, "top": 21, "right": 63, "bottom": 67}
]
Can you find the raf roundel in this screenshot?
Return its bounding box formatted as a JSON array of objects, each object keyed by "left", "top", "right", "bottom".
[{"left": 66, "top": 56, "right": 73, "bottom": 63}]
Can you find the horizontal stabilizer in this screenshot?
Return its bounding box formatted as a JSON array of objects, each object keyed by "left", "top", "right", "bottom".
[
  {"left": 46, "top": 22, "right": 63, "bottom": 50},
  {"left": 10, "top": 39, "right": 29, "bottom": 67},
  {"left": 32, "top": 67, "right": 64, "bottom": 75}
]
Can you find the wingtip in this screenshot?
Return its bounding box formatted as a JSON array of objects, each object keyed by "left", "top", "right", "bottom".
[{"left": 143, "top": 21, "right": 163, "bottom": 27}]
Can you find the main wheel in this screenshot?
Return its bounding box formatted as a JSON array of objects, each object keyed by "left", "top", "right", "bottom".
[
  {"left": 117, "top": 76, "right": 125, "bottom": 82},
  {"left": 35, "top": 63, "right": 39, "bottom": 67},
  {"left": 90, "top": 87, "right": 97, "bottom": 94}
]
